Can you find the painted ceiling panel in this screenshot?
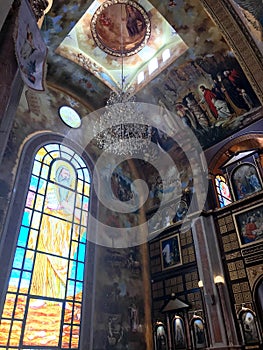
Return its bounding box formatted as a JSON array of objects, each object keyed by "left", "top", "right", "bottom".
[{"left": 56, "top": 0, "right": 188, "bottom": 93}]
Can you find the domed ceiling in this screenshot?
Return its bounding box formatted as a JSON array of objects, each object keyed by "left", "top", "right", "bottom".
[
  {"left": 16, "top": 0, "right": 262, "bottom": 150},
  {"left": 56, "top": 0, "right": 188, "bottom": 93}
]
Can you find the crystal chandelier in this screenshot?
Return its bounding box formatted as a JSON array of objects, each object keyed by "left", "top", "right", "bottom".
[
  {"left": 94, "top": 2, "right": 152, "bottom": 156},
  {"left": 95, "top": 88, "right": 152, "bottom": 156}
]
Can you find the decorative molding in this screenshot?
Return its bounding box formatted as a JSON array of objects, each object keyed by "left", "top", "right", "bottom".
[
  {"left": 246, "top": 264, "right": 263, "bottom": 288},
  {"left": 199, "top": 0, "right": 263, "bottom": 104}
]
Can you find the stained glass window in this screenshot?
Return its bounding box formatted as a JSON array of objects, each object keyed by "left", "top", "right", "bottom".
[
  {"left": 0, "top": 143, "right": 91, "bottom": 350},
  {"left": 215, "top": 175, "right": 232, "bottom": 207}
]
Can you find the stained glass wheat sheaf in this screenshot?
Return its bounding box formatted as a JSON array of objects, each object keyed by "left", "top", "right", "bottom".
[{"left": 0, "top": 143, "right": 91, "bottom": 349}]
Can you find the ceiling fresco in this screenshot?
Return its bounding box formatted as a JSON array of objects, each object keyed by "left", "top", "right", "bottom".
[
  {"left": 56, "top": 0, "right": 188, "bottom": 93},
  {"left": 11, "top": 0, "right": 260, "bottom": 154}
]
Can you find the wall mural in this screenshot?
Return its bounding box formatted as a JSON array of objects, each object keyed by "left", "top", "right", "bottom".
[
  {"left": 2, "top": 1, "right": 263, "bottom": 349},
  {"left": 148, "top": 52, "right": 261, "bottom": 149},
  {"left": 93, "top": 245, "right": 146, "bottom": 349}
]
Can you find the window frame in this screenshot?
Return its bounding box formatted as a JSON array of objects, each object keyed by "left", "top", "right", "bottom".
[{"left": 0, "top": 134, "right": 96, "bottom": 350}]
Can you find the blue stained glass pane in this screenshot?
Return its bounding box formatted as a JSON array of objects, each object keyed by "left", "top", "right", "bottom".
[
  {"left": 67, "top": 279, "right": 75, "bottom": 297},
  {"left": 60, "top": 145, "right": 74, "bottom": 156},
  {"left": 23, "top": 256, "right": 33, "bottom": 271},
  {"left": 29, "top": 175, "right": 39, "bottom": 190},
  {"left": 78, "top": 244, "right": 85, "bottom": 262},
  {"left": 22, "top": 210, "right": 32, "bottom": 226},
  {"left": 32, "top": 161, "right": 41, "bottom": 176},
  {"left": 77, "top": 169, "right": 84, "bottom": 180},
  {"left": 76, "top": 263, "right": 84, "bottom": 281},
  {"left": 76, "top": 281, "right": 83, "bottom": 295},
  {"left": 83, "top": 169, "right": 90, "bottom": 183},
  {"left": 13, "top": 247, "right": 25, "bottom": 269},
  {"left": 83, "top": 196, "right": 89, "bottom": 208},
  {"left": 38, "top": 179, "right": 47, "bottom": 192},
  {"left": 70, "top": 260, "right": 77, "bottom": 279},
  {"left": 45, "top": 143, "right": 60, "bottom": 152},
  {"left": 80, "top": 229, "right": 87, "bottom": 243},
  {"left": 21, "top": 271, "right": 31, "bottom": 289},
  {"left": 9, "top": 269, "right": 21, "bottom": 287},
  {"left": 18, "top": 226, "right": 29, "bottom": 247}
]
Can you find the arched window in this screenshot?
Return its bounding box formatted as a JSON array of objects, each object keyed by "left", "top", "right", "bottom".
[
  {"left": 215, "top": 175, "right": 232, "bottom": 207},
  {"left": 0, "top": 142, "right": 91, "bottom": 349}
]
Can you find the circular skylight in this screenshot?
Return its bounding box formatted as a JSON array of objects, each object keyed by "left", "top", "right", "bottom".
[{"left": 58, "top": 105, "right": 81, "bottom": 128}]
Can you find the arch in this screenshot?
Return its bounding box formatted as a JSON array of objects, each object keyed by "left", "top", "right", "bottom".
[
  {"left": 153, "top": 321, "right": 168, "bottom": 350},
  {"left": 172, "top": 315, "right": 186, "bottom": 349},
  {"left": 254, "top": 277, "right": 263, "bottom": 335},
  {"left": 0, "top": 134, "right": 93, "bottom": 349},
  {"left": 207, "top": 132, "right": 263, "bottom": 173},
  {"left": 189, "top": 315, "right": 206, "bottom": 349},
  {"left": 237, "top": 306, "right": 260, "bottom": 345}
]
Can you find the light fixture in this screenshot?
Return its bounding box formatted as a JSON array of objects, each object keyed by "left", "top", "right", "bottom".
[
  {"left": 214, "top": 275, "right": 224, "bottom": 284},
  {"left": 198, "top": 280, "right": 204, "bottom": 288},
  {"left": 93, "top": 1, "right": 152, "bottom": 156}
]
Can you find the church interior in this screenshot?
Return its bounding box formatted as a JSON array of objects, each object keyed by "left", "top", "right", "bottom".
[{"left": 0, "top": 0, "right": 263, "bottom": 349}]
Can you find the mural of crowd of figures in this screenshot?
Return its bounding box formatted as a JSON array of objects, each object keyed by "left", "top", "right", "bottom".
[
  {"left": 150, "top": 52, "right": 261, "bottom": 149},
  {"left": 93, "top": 246, "right": 146, "bottom": 350}
]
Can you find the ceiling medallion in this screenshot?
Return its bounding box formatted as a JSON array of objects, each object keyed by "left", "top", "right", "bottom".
[{"left": 91, "top": 0, "right": 151, "bottom": 57}]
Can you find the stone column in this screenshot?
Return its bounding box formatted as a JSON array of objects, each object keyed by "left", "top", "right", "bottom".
[{"left": 192, "top": 215, "right": 241, "bottom": 349}]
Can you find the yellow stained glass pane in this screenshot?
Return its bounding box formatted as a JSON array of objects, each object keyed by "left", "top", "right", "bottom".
[
  {"left": 72, "top": 326, "right": 80, "bottom": 347},
  {"left": 0, "top": 319, "right": 11, "bottom": 345},
  {"left": 35, "top": 194, "right": 44, "bottom": 212},
  {"left": 74, "top": 208, "right": 81, "bottom": 224},
  {"left": 43, "top": 153, "right": 53, "bottom": 165},
  {"left": 2, "top": 293, "right": 15, "bottom": 318},
  {"left": 62, "top": 325, "right": 71, "bottom": 348},
  {"left": 73, "top": 304, "right": 81, "bottom": 325},
  {"left": 23, "top": 299, "right": 62, "bottom": 347},
  {"left": 38, "top": 216, "right": 72, "bottom": 257},
  {"left": 35, "top": 147, "right": 47, "bottom": 161},
  {"left": 9, "top": 320, "right": 22, "bottom": 346},
  {"left": 76, "top": 194, "right": 82, "bottom": 207},
  {"left": 70, "top": 241, "right": 78, "bottom": 259},
  {"left": 28, "top": 230, "right": 38, "bottom": 250},
  {"left": 77, "top": 180, "right": 83, "bottom": 193},
  {"left": 50, "top": 151, "right": 60, "bottom": 159},
  {"left": 14, "top": 295, "right": 27, "bottom": 319},
  {"left": 64, "top": 302, "right": 73, "bottom": 324},
  {"left": 73, "top": 224, "right": 80, "bottom": 241},
  {"left": 84, "top": 183, "right": 90, "bottom": 196},
  {"left": 81, "top": 211, "right": 88, "bottom": 227},
  {"left": 31, "top": 254, "right": 67, "bottom": 298}
]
